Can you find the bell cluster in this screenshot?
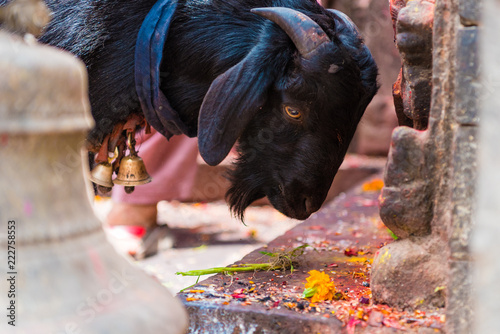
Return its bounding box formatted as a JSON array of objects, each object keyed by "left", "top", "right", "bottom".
[{"left": 89, "top": 131, "right": 152, "bottom": 194}]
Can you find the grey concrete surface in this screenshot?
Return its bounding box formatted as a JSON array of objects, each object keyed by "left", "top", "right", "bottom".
[{"left": 94, "top": 199, "right": 301, "bottom": 294}]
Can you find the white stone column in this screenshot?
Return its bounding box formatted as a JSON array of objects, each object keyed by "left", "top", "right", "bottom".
[{"left": 473, "top": 0, "right": 500, "bottom": 332}]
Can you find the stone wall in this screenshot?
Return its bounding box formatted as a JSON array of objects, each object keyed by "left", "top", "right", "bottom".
[{"left": 370, "top": 0, "right": 480, "bottom": 333}]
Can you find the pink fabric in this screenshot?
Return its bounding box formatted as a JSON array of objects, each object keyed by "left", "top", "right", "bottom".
[{"left": 112, "top": 129, "right": 199, "bottom": 204}]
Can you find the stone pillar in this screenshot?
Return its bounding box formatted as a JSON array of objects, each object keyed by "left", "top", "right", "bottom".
[
  {"left": 371, "top": 0, "right": 479, "bottom": 332},
  {"left": 0, "top": 27, "right": 187, "bottom": 334},
  {"left": 473, "top": 0, "right": 499, "bottom": 332},
  {"left": 446, "top": 1, "right": 480, "bottom": 332}
]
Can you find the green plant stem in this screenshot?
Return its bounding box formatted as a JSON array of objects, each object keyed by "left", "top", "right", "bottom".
[
  {"left": 176, "top": 244, "right": 309, "bottom": 278},
  {"left": 176, "top": 263, "right": 275, "bottom": 276}
]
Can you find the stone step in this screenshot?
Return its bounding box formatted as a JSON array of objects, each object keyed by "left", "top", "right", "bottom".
[{"left": 177, "top": 174, "right": 445, "bottom": 333}]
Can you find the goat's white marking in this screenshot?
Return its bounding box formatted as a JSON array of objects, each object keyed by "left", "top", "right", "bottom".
[{"left": 328, "top": 64, "right": 340, "bottom": 74}]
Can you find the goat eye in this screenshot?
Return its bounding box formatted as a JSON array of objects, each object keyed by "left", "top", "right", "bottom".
[{"left": 283, "top": 105, "right": 301, "bottom": 119}]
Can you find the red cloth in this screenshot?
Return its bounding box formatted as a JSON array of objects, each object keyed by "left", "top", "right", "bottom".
[{"left": 112, "top": 129, "right": 199, "bottom": 204}]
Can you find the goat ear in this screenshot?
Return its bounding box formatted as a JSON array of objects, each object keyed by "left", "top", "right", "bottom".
[{"left": 198, "top": 51, "right": 274, "bottom": 166}]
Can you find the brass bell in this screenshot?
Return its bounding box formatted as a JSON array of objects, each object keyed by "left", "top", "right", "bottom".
[
  {"left": 113, "top": 154, "right": 152, "bottom": 193},
  {"left": 89, "top": 161, "right": 114, "bottom": 193}
]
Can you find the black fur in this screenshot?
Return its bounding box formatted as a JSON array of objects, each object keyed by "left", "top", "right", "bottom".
[{"left": 40, "top": 0, "right": 378, "bottom": 220}]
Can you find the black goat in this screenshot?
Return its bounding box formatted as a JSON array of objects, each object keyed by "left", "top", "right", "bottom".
[{"left": 40, "top": 0, "right": 378, "bottom": 220}]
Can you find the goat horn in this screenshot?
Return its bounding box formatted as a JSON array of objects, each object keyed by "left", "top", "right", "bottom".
[
  {"left": 327, "top": 9, "right": 359, "bottom": 34},
  {"left": 251, "top": 7, "right": 331, "bottom": 60}
]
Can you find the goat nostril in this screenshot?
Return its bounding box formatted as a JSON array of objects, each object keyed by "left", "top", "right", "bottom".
[
  {"left": 304, "top": 197, "right": 314, "bottom": 214},
  {"left": 278, "top": 184, "right": 285, "bottom": 195}
]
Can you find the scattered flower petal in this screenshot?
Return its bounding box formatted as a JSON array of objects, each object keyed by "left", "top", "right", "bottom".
[
  {"left": 303, "top": 270, "right": 336, "bottom": 303},
  {"left": 362, "top": 179, "right": 384, "bottom": 192}
]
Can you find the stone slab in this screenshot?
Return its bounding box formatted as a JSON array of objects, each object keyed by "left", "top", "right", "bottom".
[
  {"left": 459, "top": 0, "right": 481, "bottom": 26},
  {"left": 450, "top": 125, "right": 477, "bottom": 259},
  {"left": 455, "top": 27, "right": 479, "bottom": 125},
  {"left": 446, "top": 260, "right": 473, "bottom": 334}
]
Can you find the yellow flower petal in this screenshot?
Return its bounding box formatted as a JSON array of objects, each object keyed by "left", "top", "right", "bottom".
[{"left": 303, "top": 270, "right": 337, "bottom": 302}]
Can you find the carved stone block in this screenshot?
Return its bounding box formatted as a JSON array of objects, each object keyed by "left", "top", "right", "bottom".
[
  {"left": 371, "top": 238, "right": 446, "bottom": 309},
  {"left": 379, "top": 127, "right": 433, "bottom": 238}
]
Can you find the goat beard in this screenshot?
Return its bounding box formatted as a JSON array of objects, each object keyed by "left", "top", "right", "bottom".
[{"left": 225, "top": 157, "right": 268, "bottom": 222}]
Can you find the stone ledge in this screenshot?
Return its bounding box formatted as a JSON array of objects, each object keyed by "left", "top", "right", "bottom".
[
  {"left": 184, "top": 302, "right": 342, "bottom": 334},
  {"left": 178, "top": 174, "right": 445, "bottom": 333}
]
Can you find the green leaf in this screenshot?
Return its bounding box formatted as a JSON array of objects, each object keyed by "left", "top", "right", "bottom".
[
  {"left": 291, "top": 244, "right": 309, "bottom": 256},
  {"left": 302, "top": 287, "right": 318, "bottom": 299},
  {"left": 259, "top": 251, "right": 277, "bottom": 257},
  {"left": 387, "top": 229, "right": 398, "bottom": 240}
]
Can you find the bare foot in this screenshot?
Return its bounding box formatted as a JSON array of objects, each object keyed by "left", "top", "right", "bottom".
[{"left": 106, "top": 202, "right": 158, "bottom": 229}]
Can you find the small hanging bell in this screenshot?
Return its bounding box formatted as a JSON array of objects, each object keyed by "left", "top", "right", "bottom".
[
  {"left": 114, "top": 154, "right": 152, "bottom": 193},
  {"left": 89, "top": 161, "right": 114, "bottom": 193},
  {"left": 113, "top": 132, "right": 152, "bottom": 193}
]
